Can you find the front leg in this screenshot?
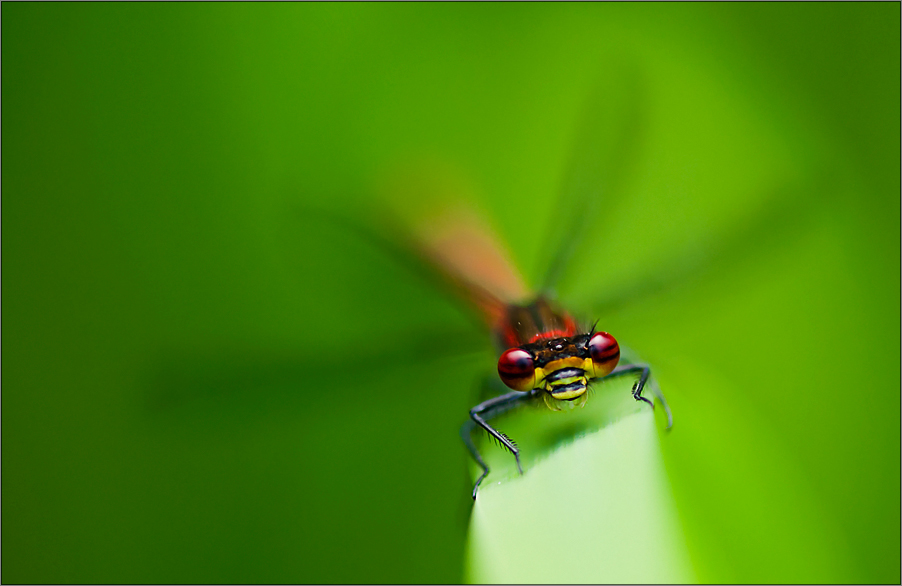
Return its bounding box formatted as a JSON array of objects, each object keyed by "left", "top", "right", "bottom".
[
  {"left": 461, "top": 390, "right": 532, "bottom": 499},
  {"left": 605, "top": 364, "right": 673, "bottom": 429}
]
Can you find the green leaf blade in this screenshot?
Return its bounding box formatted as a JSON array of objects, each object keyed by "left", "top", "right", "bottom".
[{"left": 466, "top": 408, "right": 694, "bottom": 584}]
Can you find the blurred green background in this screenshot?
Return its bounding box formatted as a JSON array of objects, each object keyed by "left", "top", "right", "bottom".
[{"left": 3, "top": 4, "right": 899, "bottom": 584}]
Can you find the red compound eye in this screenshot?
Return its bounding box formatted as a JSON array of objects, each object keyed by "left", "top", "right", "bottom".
[
  {"left": 497, "top": 348, "right": 536, "bottom": 392},
  {"left": 588, "top": 332, "right": 620, "bottom": 377}
]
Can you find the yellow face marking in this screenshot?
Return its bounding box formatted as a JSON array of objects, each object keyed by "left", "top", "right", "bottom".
[
  {"left": 533, "top": 356, "right": 593, "bottom": 388},
  {"left": 548, "top": 373, "right": 585, "bottom": 387},
  {"left": 548, "top": 378, "right": 588, "bottom": 399},
  {"left": 534, "top": 356, "right": 593, "bottom": 401},
  {"left": 543, "top": 389, "right": 589, "bottom": 410}
]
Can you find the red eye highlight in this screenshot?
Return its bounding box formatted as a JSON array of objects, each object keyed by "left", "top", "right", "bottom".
[
  {"left": 588, "top": 332, "right": 620, "bottom": 378},
  {"left": 497, "top": 348, "right": 536, "bottom": 391}
]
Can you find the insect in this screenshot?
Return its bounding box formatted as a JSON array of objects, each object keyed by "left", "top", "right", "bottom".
[
  {"left": 461, "top": 294, "right": 672, "bottom": 499},
  {"left": 393, "top": 200, "right": 673, "bottom": 500},
  {"left": 374, "top": 73, "right": 672, "bottom": 499}
]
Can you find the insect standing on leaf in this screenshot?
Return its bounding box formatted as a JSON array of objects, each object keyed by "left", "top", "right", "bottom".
[
  {"left": 375, "top": 71, "right": 670, "bottom": 499},
  {"left": 461, "top": 293, "right": 671, "bottom": 499},
  {"left": 393, "top": 201, "right": 673, "bottom": 499}
]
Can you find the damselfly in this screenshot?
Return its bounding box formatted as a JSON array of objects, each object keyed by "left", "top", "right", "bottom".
[
  {"left": 389, "top": 197, "right": 673, "bottom": 500},
  {"left": 375, "top": 74, "right": 672, "bottom": 499}
]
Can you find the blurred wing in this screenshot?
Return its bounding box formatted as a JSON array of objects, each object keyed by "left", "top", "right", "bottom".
[
  {"left": 536, "top": 63, "right": 646, "bottom": 297},
  {"left": 405, "top": 203, "right": 528, "bottom": 330},
  {"left": 358, "top": 160, "right": 530, "bottom": 333}
]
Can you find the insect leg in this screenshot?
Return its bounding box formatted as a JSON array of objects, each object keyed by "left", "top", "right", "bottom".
[
  {"left": 462, "top": 390, "right": 532, "bottom": 499},
  {"left": 460, "top": 419, "right": 490, "bottom": 500},
  {"left": 606, "top": 364, "right": 673, "bottom": 429}
]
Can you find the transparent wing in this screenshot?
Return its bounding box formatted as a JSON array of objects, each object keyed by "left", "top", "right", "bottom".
[{"left": 535, "top": 62, "right": 647, "bottom": 298}]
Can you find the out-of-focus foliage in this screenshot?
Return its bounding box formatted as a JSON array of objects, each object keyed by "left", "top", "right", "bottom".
[{"left": 2, "top": 4, "right": 898, "bottom": 584}]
